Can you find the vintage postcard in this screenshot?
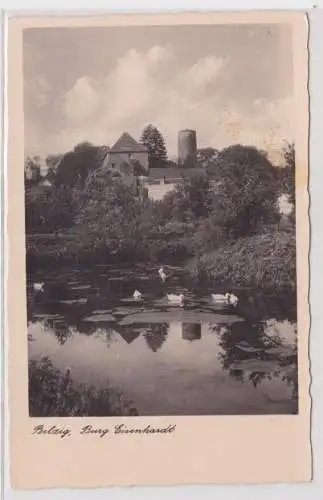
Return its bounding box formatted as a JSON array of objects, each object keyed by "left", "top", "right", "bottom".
[{"left": 6, "top": 11, "right": 311, "bottom": 488}]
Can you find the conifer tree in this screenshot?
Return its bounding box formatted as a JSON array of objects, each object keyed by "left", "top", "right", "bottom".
[{"left": 140, "top": 124, "right": 168, "bottom": 168}]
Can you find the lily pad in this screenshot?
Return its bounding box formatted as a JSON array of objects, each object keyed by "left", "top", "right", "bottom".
[
  {"left": 235, "top": 342, "right": 264, "bottom": 353},
  {"left": 60, "top": 298, "right": 88, "bottom": 305},
  {"left": 113, "top": 307, "right": 144, "bottom": 317},
  {"left": 153, "top": 298, "right": 185, "bottom": 308},
  {"left": 120, "top": 298, "right": 144, "bottom": 304},
  {"left": 229, "top": 359, "right": 281, "bottom": 373},
  {"left": 83, "top": 314, "right": 115, "bottom": 322},
  {"left": 91, "top": 309, "right": 113, "bottom": 315},
  {"left": 70, "top": 285, "right": 92, "bottom": 290},
  {"left": 33, "top": 313, "right": 63, "bottom": 319},
  {"left": 265, "top": 346, "right": 296, "bottom": 357},
  {"left": 118, "top": 310, "right": 244, "bottom": 326}
]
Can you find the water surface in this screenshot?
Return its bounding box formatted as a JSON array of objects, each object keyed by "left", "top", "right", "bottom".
[{"left": 27, "top": 265, "right": 298, "bottom": 416}]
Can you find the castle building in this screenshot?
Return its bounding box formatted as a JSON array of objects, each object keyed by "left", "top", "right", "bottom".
[
  {"left": 99, "top": 129, "right": 204, "bottom": 199},
  {"left": 178, "top": 129, "right": 197, "bottom": 168},
  {"left": 101, "top": 132, "right": 149, "bottom": 178}
]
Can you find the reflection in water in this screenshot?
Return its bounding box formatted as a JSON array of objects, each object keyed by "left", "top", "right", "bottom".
[
  {"left": 93, "top": 327, "right": 117, "bottom": 348},
  {"left": 46, "top": 318, "right": 75, "bottom": 346},
  {"left": 216, "top": 318, "right": 298, "bottom": 407},
  {"left": 27, "top": 265, "right": 298, "bottom": 416},
  {"left": 182, "top": 323, "right": 202, "bottom": 342},
  {"left": 113, "top": 324, "right": 141, "bottom": 345},
  {"left": 143, "top": 323, "right": 169, "bottom": 352}
]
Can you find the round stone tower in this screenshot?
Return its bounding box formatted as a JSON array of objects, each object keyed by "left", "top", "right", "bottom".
[{"left": 178, "top": 129, "right": 197, "bottom": 168}]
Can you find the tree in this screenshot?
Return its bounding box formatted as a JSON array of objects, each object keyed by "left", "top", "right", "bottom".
[
  {"left": 24, "top": 156, "right": 41, "bottom": 186},
  {"left": 196, "top": 147, "right": 219, "bottom": 167},
  {"left": 140, "top": 124, "right": 168, "bottom": 168},
  {"left": 274, "top": 142, "right": 295, "bottom": 226},
  {"left": 282, "top": 142, "right": 296, "bottom": 206},
  {"left": 73, "top": 141, "right": 95, "bottom": 153},
  {"left": 157, "top": 172, "right": 211, "bottom": 223},
  {"left": 55, "top": 142, "right": 105, "bottom": 188},
  {"left": 45, "top": 186, "right": 81, "bottom": 230},
  {"left": 209, "top": 145, "right": 280, "bottom": 238},
  {"left": 131, "top": 158, "right": 147, "bottom": 177},
  {"left": 45, "top": 154, "right": 63, "bottom": 183},
  {"left": 277, "top": 143, "right": 295, "bottom": 202},
  {"left": 74, "top": 165, "right": 146, "bottom": 257},
  {"left": 25, "top": 193, "right": 46, "bottom": 233},
  {"left": 25, "top": 183, "right": 81, "bottom": 233}
]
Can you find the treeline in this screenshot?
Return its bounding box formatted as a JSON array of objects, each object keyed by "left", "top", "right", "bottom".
[
  {"left": 24, "top": 124, "right": 170, "bottom": 189},
  {"left": 25, "top": 140, "right": 296, "bottom": 294}
]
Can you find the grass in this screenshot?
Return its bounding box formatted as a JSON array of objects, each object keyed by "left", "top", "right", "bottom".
[
  {"left": 187, "top": 231, "right": 296, "bottom": 294},
  {"left": 29, "top": 356, "right": 138, "bottom": 417}
]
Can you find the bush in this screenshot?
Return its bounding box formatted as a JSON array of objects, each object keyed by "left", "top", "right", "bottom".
[
  {"left": 187, "top": 231, "right": 296, "bottom": 294},
  {"left": 29, "top": 357, "right": 138, "bottom": 417}
]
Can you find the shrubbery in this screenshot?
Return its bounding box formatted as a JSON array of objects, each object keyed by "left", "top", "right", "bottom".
[
  {"left": 25, "top": 142, "right": 296, "bottom": 293},
  {"left": 187, "top": 232, "right": 296, "bottom": 294},
  {"left": 29, "top": 357, "right": 137, "bottom": 416}
]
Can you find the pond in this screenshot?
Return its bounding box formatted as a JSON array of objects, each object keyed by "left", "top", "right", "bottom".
[{"left": 27, "top": 264, "right": 298, "bottom": 416}]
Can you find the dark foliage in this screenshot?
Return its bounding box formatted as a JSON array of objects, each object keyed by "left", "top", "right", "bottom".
[
  {"left": 55, "top": 142, "right": 107, "bottom": 188},
  {"left": 25, "top": 142, "right": 296, "bottom": 293},
  {"left": 140, "top": 124, "right": 168, "bottom": 168},
  {"left": 29, "top": 356, "right": 138, "bottom": 416}
]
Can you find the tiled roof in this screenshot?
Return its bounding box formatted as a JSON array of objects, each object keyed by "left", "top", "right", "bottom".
[{"left": 111, "top": 132, "right": 147, "bottom": 153}]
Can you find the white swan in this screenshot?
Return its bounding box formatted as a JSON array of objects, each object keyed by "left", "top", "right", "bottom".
[
  {"left": 211, "top": 292, "right": 239, "bottom": 306},
  {"left": 167, "top": 293, "right": 184, "bottom": 305},
  {"left": 158, "top": 267, "right": 167, "bottom": 282},
  {"left": 211, "top": 293, "right": 230, "bottom": 303},
  {"left": 229, "top": 293, "right": 238, "bottom": 306},
  {"left": 33, "top": 282, "right": 44, "bottom": 292},
  {"left": 133, "top": 289, "right": 142, "bottom": 301}
]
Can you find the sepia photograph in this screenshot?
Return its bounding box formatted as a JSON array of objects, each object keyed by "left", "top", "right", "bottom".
[
  {"left": 6, "top": 11, "right": 312, "bottom": 488},
  {"left": 24, "top": 21, "right": 298, "bottom": 418}
]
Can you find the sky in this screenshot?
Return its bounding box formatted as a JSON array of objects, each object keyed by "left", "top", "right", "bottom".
[{"left": 23, "top": 23, "right": 294, "bottom": 162}]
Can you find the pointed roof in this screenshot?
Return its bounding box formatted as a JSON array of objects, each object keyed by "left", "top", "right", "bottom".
[{"left": 111, "top": 132, "right": 147, "bottom": 153}]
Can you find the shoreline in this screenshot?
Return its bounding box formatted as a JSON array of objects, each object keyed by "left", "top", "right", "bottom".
[{"left": 25, "top": 231, "right": 296, "bottom": 298}]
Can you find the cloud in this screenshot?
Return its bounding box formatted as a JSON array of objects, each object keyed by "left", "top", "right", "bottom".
[
  {"left": 64, "top": 76, "right": 101, "bottom": 123},
  {"left": 176, "top": 56, "right": 227, "bottom": 99},
  {"left": 27, "top": 44, "right": 294, "bottom": 162}
]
